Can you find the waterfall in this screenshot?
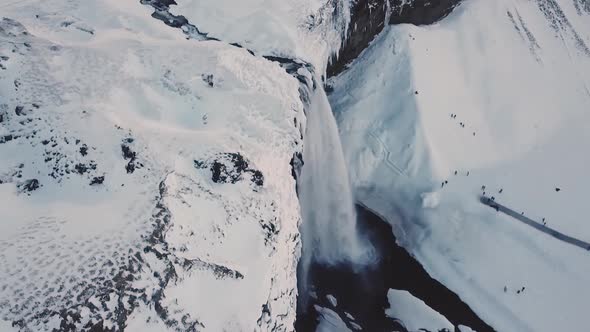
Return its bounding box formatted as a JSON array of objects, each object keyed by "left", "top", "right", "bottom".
[{"left": 298, "top": 75, "right": 374, "bottom": 271}]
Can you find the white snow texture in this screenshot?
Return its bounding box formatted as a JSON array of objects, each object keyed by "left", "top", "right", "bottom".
[
  {"left": 330, "top": 0, "right": 590, "bottom": 331},
  {"left": 0, "top": 0, "right": 348, "bottom": 330}
]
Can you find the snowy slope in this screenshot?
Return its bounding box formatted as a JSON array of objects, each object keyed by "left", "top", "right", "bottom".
[
  {"left": 385, "top": 289, "right": 453, "bottom": 331},
  {"left": 0, "top": 0, "right": 314, "bottom": 330},
  {"left": 329, "top": 0, "right": 590, "bottom": 331}
]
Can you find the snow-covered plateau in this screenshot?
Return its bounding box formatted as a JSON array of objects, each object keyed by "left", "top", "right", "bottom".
[
  {"left": 0, "top": 0, "right": 338, "bottom": 330},
  {"left": 1, "top": 0, "right": 590, "bottom": 331}
]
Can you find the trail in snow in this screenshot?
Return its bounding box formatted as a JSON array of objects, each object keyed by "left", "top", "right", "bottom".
[
  {"left": 298, "top": 76, "right": 375, "bottom": 275},
  {"left": 481, "top": 196, "right": 590, "bottom": 251}
]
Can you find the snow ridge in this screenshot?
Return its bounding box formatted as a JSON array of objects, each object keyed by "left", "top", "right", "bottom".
[
  {"left": 329, "top": 0, "right": 590, "bottom": 330},
  {"left": 0, "top": 0, "right": 314, "bottom": 330}
]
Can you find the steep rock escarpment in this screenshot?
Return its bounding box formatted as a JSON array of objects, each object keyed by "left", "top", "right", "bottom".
[{"left": 328, "top": 0, "right": 461, "bottom": 77}]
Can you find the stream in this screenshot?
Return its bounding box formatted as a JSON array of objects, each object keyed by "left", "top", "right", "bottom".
[{"left": 296, "top": 204, "right": 495, "bottom": 332}]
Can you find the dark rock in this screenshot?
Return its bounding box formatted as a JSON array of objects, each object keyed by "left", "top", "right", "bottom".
[
  {"left": 15, "top": 105, "right": 24, "bottom": 115},
  {"left": 90, "top": 176, "right": 104, "bottom": 185},
  {"left": 327, "top": 0, "right": 390, "bottom": 77},
  {"left": 21, "top": 179, "right": 39, "bottom": 192},
  {"left": 201, "top": 74, "right": 215, "bottom": 87},
  {"left": 210, "top": 161, "right": 229, "bottom": 183},
  {"left": 327, "top": 0, "right": 461, "bottom": 77},
  {"left": 121, "top": 143, "right": 141, "bottom": 174},
  {"left": 193, "top": 160, "right": 206, "bottom": 169},
  {"left": 0, "top": 134, "right": 13, "bottom": 143},
  {"left": 140, "top": 0, "right": 218, "bottom": 41},
  {"left": 389, "top": 0, "right": 461, "bottom": 25},
  {"left": 250, "top": 170, "right": 264, "bottom": 187},
  {"left": 195, "top": 152, "right": 264, "bottom": 188},
  {"left": 73, "top": 162, "right": 97, "bottom": 175},
  {"left": 75, "top": 163, "right": 89, "bottom": 174},
  {"left": 125, "top": 162, "right": 135, "bottom": 174},
  {"left": 263, "top": 56, "right": 312, "bottom": 87},
  {"left": 121, "top": 144, "right": 136, "bottom": 160}
]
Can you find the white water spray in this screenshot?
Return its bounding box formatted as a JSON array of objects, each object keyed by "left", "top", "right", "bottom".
[{"left": 298, "top": 76, "right": 374, "bottom": 270}]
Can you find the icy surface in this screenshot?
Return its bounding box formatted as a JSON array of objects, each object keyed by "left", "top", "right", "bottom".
[
  {"left": 326, "top": 294, "right": 338, "bottom": 307},
  {"left": 385, "top": 289, "right": 453, "bottom": 331},
  {"left": 314, "top": 305, "right": 351, "bottom": 332},
  {"left": 330, "top": 0, "right": 590, "bottom": 331},
  {"left": 0, "top": 0, "right": 308, "bottom": 330}
]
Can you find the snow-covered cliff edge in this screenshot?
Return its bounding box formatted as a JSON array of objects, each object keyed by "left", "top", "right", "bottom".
[{"left": 0, "top": 0, "right": 339, "bottom": 330}]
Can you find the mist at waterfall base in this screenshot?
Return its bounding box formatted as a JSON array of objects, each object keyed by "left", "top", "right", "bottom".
[{"left": 297, "top": 78, "right": 376, "bottom": 307}]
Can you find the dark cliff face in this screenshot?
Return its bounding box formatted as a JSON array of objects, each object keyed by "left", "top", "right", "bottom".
[
  {"left": 327, "top": 0, "right": 461, "bottom": 77},
  {"left": 389, "top": 0, "right": 461, "bottom": 24}
]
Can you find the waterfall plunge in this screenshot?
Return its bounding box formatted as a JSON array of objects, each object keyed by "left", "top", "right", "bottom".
[{"left": 298, "top": 76, "right": 374, "bottom": 272}]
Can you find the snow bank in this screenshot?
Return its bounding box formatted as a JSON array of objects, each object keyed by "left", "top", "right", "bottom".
[
  {"left": 330, "top": 0, "right": 590, "bottom": 331},
  {"left": 385, "top": 289, "right": 453, "bottom": 331}
]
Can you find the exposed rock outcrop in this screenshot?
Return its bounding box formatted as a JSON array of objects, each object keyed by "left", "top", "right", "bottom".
[{"left": 327, "top": 0, "right": 461, "bottom": 77}]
